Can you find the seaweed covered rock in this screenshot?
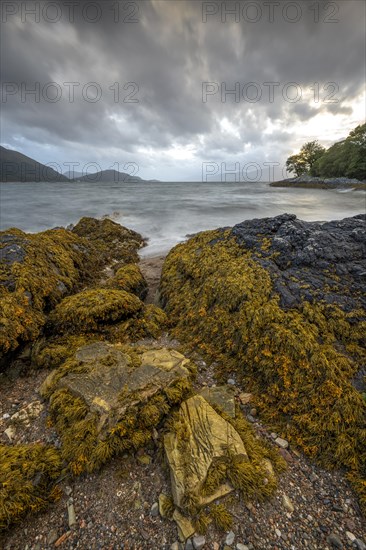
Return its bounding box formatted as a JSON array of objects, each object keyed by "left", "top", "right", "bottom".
[
  {"left": 40, "top": 342, "right": 194, "bottom": 474},
  {"left": 164, "top": 395, "right": 285, "bottom": 538},
  {"left": 31, "top": 335, "right": 91, "bottom": 370},
  {"left": 160, "top": 214, "right": 366, "bottom": 511},
  {"left": 48, "top": 288, "right": 144, "bottom": 333},
  {"left": 0, "top": 443, "right": 62, "bottom": 530},
  {"left": 106, "top": 263, "right": 148, "bottom": 300},
  {"left": 108, "top": 304, "right": 168, "bottom": 343},
  {"left": 46, "top": 289, "right": 167, "bottom": 343},
  {"left": 0, "top": 227, "right": 95, "bottom": 361},
  {"left": 0, "top": 218, "right": 146, "bottom": 363},
  {"left": 72, "top": 217, "right": 145, "bottom": 265}
]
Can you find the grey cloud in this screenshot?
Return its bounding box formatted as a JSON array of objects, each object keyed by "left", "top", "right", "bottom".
[{"left": 1, "top": 0, "right": 365, "bottom": 179}]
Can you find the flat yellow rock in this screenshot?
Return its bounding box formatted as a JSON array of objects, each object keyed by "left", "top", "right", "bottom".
[{"left": 164, "top": 395, "right": 248, "bottom": 508}]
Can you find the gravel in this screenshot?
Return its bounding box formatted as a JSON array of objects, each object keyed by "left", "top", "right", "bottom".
[{"left": 1, "top": 346, "right": 365, "bottom": 550}]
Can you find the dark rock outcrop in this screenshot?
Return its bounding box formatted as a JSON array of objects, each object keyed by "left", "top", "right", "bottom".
[
  {"left": 231, "top": 213, "right": 366, "bottom": 311},
  {"left": 271, "top": 175, "right": 366, "bottom": 188}
]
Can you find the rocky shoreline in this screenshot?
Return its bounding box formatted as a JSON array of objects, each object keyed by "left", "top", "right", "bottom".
[
  {"left": 0, "top": 215, "right": 365, "bottom": 549},
  {"left": 271, "top": 176, "right": 366, "bottom": 189}
]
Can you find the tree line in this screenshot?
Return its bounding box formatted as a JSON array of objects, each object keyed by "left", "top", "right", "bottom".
[{"left": 286, "top": 123, "right": 366, "bottom": 181}]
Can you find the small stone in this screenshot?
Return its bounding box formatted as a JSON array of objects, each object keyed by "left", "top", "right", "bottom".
[
  {"left": 236, "top": 545, "right": 249, "bottom": 550},
  {"left": 171, "top": 543, "right": 180, "bottom": 550},
  {"left": 137, "top": 454, "right": 151, "bottom": 465},
  {"left": 67, "top": 498, "right": 76, "bottom": 528},
  {"left": 238, "top": 392, "right": 253, "bottom": 404},
  {"left": 150, "top": 502, "right": 159, "bottom": 517},
  {"left": 55, "top": 532, "right": 71, "bottom": 547},
  {"left": 270, "top": 432, "right": 278, "bottom": 440},
  {"left": 134, "top": 498, "right": 142, "bottom": 510},
  {"left": 185, "top": 539, "right": 194, "bottom": 550},
  {"left": 225, "top": 530, "right": 235, "bottom": 546},
  {"left": 346, "top": 532, "right": 356, "bottom": 542},
  {"left": 65, "top": 486, "right": 72, "bottom": 496},
  {"left": 247, "top": 414, "right": 256, "bottom": 423},
  {"left": 275, "top": 528, "right": 282, "bottom": 538},
  {"left": 193, "top": 535, "right": 206, "bottom": 550},
  {"left": 355, "top": 539, "right": 366, "bottom": 550},
  {"left": 47, "top": 529, "right": 58, "bottom": 545},
  {"left": 327, "top": 533, "right": 343, "bottom": 548},
  {"left": 2, "top": 413, "right": 10, "bottom": 419},
  {"left": 278, "top": 448, "right": 293, "bottom": 463},
  {"left": 275, "top": 437, "right": 289, "bottom": 449},
  {"left": 282, "top": 494, "right": 294, "bottom": 513},
  {"left": 249, "top": 408, "right": 257, "bottom": 417},
  {"left": 213, "top": 543, "right": 220, "bottom": 550},
  {"left": 4, "top": 427, "right": 15, "bottom": 442},
  {"left": 227, "top": 379, "right": 235, "bottom": 386}
]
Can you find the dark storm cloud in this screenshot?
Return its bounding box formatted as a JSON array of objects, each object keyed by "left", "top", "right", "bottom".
[{"left": 0, "top": 0, "right": 365, "bottom": 179}]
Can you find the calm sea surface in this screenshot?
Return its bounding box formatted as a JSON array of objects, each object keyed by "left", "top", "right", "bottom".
[{"left": 0, "top": 181, "right": 365, "bottom": 256}]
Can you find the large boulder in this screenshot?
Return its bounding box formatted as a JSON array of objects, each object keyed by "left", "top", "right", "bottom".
[
  {"left": 160, "top": 214, "right": 366, "bottom": 511},
  {"left": 40, "top": 342, "right": 194, "bottom": 474},
  {"left": 105, "top": 263, "right": 148, "bottom": 300},
  {"left": 0, "top": 218, "right": 145, "bottom": 363},
  {"left": 0, "top": 227, "right": 95, "bottom": 361},
  {"left": 231, "top": 213, "right": 366, "bottom": 311},
  {"left": 72, "top": 217, "right": 145, "bottom": 265},
  {"left": 47, "top": 288, "right": 144, "bottom": 333}
]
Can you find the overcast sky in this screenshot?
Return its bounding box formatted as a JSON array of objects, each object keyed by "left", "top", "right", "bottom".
[{"left": 1, "top": 0, "right": 365, "bottom": 181}]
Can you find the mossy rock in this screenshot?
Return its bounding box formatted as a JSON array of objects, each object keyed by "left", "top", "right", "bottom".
[
  {"left": 107, "top": 304, "right": 168, "bottom": 343},
  {"left": 106, "top": 263, "right": 148, "bottom": 300},
  {"left": 0, "top": 227, "right": 96, "bottom": 360},
  {"left": 40, "top": 342, "right": 194, "bottom": 474},
  {"left": 0, "top": 443, "right": 62, "bottom": 530},
  {"left": 72, "top": 217, "right": 145, "bottom": 265},
  {"left": 164, "top": 395, "right": 283, "bottom": 518},
  {"left": 48, "top": 288, "right": 144, "bottom": 333},
  {"left": 31, "top": 334, "right": 91, "bottom": 369},
  {"left": 160, "top": 218, "right": 366, "bottom": 512}
]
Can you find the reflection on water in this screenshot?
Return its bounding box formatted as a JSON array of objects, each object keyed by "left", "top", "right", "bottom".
[{"left": 0, "top": 181, "right": 365, "bottom": 256}]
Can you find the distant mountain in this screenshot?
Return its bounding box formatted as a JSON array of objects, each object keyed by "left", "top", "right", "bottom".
[
  {"left": 75, "top": 169, "right": 156, "bottom": 183},
  {"left": 0, "top": 146, "right": 69, "bottom": 182},
  {"left": 63, "top": 170, "right": 84, "bottom": 180}
]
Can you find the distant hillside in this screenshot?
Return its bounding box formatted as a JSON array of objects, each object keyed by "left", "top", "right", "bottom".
[
  {"left": 63, "top": 170, "right": 83, "bottom": 180},
  {"left": 0, "top": 146, "right": 69, "bottom": 182},
  {"left": 75, "top": 169, "right": 156, "bottom": 183}
]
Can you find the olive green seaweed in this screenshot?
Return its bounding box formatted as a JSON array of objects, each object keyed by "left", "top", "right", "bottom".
[{"left": 160, "top": 229, "right": 366, "bottom": 511}]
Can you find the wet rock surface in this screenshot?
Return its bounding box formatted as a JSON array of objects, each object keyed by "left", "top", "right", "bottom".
[
  {"left": 271, "top": 175, "right": 366, "bottom": 188},
  {"left": 1, "top": 216, "right": 366, "bottom": 548},
  {"left": 160, "top": 214, "right": 366, "bottom": 519},
  {"left": 231, "top": 213, "right": 366, "bottom": 311},
  {"left": 164, "top": 395, "right": 247, "bottom": 508},
  {"left": 40, "top": 342, "right": 193, "bottom": 473},
  {"left": 0, "top": 218, "right": 145, "bottom": 364}
]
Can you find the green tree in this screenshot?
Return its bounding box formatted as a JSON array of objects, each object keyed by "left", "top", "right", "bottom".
[
  {"left": 286, "top": 141, "right": 326, "bottom": 177},
  {"left": 312, "top": 123, "right": 366, "bottom": 180}
]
